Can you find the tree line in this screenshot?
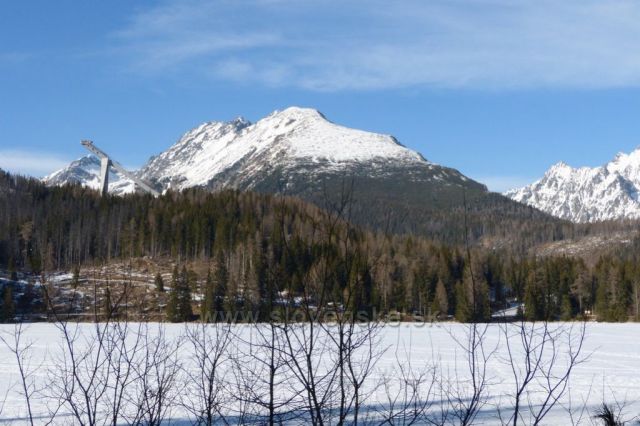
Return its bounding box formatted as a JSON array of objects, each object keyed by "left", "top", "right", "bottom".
[{"left": 1, "top": 170, "right": 640, "bottom": 322}]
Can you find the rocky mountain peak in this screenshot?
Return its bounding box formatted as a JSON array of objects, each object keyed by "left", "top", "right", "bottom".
[
  {"left": 506, "top": 148, "right": 640, "bottom": 222},
  {"left": 44, "top": 107, "right": 467, "bottom": 199}
]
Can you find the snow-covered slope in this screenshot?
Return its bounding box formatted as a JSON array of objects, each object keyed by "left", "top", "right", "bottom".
[
  {"left": 138, "top": 107, "right": 429, "bottom": 191},
  {"left": 505, "top": 148, "right": 640, "bottom": 223},
  {"left": 43, "top": 155, "right": 136, "bottom": 194},
  {"left": 44, "top": 107, "right": 449, "bottom": 195}
]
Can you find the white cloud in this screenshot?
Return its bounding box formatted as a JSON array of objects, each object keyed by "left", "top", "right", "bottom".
[
  {"left": 112, "top": 0, "right": 282, "bottom": 72},
  {"left": 112, "top": 0, "right": 640, "bottom": 90},
  {"left": 0, "top": 150, "right": 70, "bottom": 178}
]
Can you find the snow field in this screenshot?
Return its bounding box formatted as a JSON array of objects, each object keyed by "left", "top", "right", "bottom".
[{"left": 0, "top": 322, "right": 638, "bottom": 425}]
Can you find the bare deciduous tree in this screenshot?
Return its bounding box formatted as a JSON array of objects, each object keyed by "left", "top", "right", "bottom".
[
  {"left": 375, "top": 349, "right": 441, "bottom": 425},
  {"left": 103, "top": 321, "right": 144, "bottom": 426},
  {"left": 231, "top": 322, "right": 300, "bottom": 425},
  {"left": 182, "top": 321, "right": 232, "bottom": 425},
  {"left": 443, "top": 322, "right": 493, "bottom": 426},
  {"left": 0, "top": 323, "right": 38, "bottom": 426},
  {"left": 497, "top": 320, "right": 588, "bottom": 425},
  {"left": 128, "top": 324, "right": 181, "bottom": 426}
]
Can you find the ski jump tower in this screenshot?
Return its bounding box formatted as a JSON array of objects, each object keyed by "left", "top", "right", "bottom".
[{"left": 81, "top": 140, "right": 160, "bottom": 197}]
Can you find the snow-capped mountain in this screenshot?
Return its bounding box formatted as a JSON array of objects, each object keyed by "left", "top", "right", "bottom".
[
  {"left": 43, "top": 155, "right": 136, "bottom": 194},
  {"left": 47, "top": 107, "right": 552, "bottom": 240},
  {"left": 45, "top": 107, "right": 468, "bottom": 195},
  {"left": 138, "top": 107, "right": 431, "bottom": 192},
  {"left": 505, "top": 148, "right": 640, "bottom": 223}
]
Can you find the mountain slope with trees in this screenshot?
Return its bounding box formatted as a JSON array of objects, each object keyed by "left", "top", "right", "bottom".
[
  {"left": 3, "top": 170, "right": 640, "bottom": 322},
  {"left": 45, "top": 107, "right": 567, "bottom": 248}
]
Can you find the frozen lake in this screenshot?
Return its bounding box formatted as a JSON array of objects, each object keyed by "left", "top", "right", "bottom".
[{"left": 0, "top": 322, "right": 637, "bottom": 425}]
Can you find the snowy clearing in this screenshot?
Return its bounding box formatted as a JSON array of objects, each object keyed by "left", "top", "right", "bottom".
[{"left": 0, "top": 322, "right": 637, "bottom": 425}]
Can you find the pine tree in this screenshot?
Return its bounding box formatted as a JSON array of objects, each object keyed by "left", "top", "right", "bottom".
[
  {"left": 594, "top": 263, "right": 612, "bottom": 321},
  {"left": 476, "top": 279, "right": 491, "bottom": 322},
  {"left": 214, "top": 252, "right": 229, "bottom": 315},
  {"left": 612, "top": 266, "right": 631, "bottom": 322},
  {"left": 388, "top": 265, "right": 407, "bottom": 312},
  {"left": 524, "top": 265, "right": 546, "bottom": 321},
  {"left": 166, "top": 266, "right": 180, "bottom": 322},
  {"left": 455, "top": 264, "right": 490, "bottom": 323},
  {"left": 155, "top": 272, "right": 165, "bottom": 293},
  {"left": 455, "top": 281, "right": 471, "bottom": 323},
  {"left": 178, "top": 266, "right": 193, "bottom": 321},
  {"left": 571, "top": 267, "right": 591, "bottom": 315},
  {"left": 560, "top": 295, "right": 573, "bottom": 321},
  {"left": 202, "top": 268, "right": 215, "bottom": 322}
]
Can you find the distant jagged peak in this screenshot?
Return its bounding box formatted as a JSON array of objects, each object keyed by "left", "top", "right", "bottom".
[
  {"left": 545, "top": 161, "right": 575, "bottom": 176},
  {"left": 43, "top": 155, "right": 98, "bottom": 184},
  {"left": 506, "top": 146, "right": 640, "bottom": 222},
  {"left": 608, "top": 146, "right": 640, "bottom": 179},
  {"left": 611, "top": 146, "right": 640, "bottom": 162},
  {"left": 42, "top": 153, "right": 137, "bottom": 195},
  {"left": 64, "top": 154, "right": 99, "bottom": 169}
]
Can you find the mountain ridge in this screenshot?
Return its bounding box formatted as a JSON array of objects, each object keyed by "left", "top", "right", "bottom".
[
  {"left": 45, "top": 106, "right": 563, "bottom": 247},
  {"left": 506, "top": 147, "right": 640, "bottom": 223},
  {"left": 139, "top": 106, "right": 433, "bottom": 192},
  {"left": 44, "top": 106, "right": 466, "bottom": 194}
]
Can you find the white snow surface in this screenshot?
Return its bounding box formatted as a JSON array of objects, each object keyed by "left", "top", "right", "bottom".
[
  {"left": 0, "top": 322, "right": 638, "bottom": 425},
  {"left": 505, "top": 147, "right": 640, "bottom": 222}
]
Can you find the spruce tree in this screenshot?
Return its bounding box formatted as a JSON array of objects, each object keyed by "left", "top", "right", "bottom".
[
  {"left": 454, "top": 281, "right": 471, "bottom": 323},
  {"left": 166, "top": 266, "right": 180, "bottom": 322},
  {"left": 524, "top": 265, "right": 546, "bottom": 321},
  {"left": 155, "top": 272, "right": 165, "bottom": 293},
  {"left": 214, "top": 252, "right": 229, "bottom": 315},
  {"left": 611, "top": 267, "right": 630, "bottom": 322},
  {"left": 594, "top": 273, "right": 611, "bottom": 321},
  {"left": 202, "top": 268, "right": 215, "bottom": 322},
  {"left": 456, "top": 264, "right": 490, "bottom": 323},
  {"left": 560, "top": 295, "right": 573, "bottom": 321},
  {"left": 177, "top": 266, "right": 193, "bottom": 321}
]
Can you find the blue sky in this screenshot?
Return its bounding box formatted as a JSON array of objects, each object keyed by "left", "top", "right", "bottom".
[{"left": 2, "top": 0, "right": 640, "bottom": 192}]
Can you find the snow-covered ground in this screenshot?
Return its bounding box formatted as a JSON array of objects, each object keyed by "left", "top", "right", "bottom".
[{"left": 0, "top": 322, "right": 637, "bottom": 425}]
